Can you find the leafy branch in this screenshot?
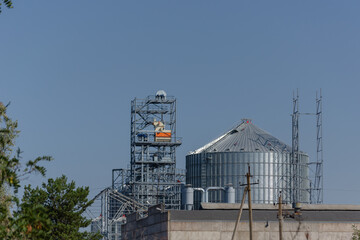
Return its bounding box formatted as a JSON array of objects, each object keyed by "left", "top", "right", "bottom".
[
  {"left": 0, "top": 0, "right": 13, "bottom": 14},
  {"left": 0, "top": 103, "right": 53, "bottom": 238}
]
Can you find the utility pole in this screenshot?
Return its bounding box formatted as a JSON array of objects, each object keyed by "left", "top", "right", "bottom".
[
  {"left": 247, "top": 165, "right": 253, "bottom": 240},
  {"left": 233, "top": 165, "right": 258, "bottom": 240},
  {"left": 231, "top": 187, "right": 248, "bottom": 240},
  {"left": 278, "top": 193, "right": 283, "bottom": 240}
]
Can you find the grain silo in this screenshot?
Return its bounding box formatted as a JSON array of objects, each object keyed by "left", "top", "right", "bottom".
[{"left": 186, "top": 119, "right": 310, "bottom": 209}]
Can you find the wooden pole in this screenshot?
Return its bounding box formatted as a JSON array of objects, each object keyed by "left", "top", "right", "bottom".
[
  {"left": 278, "top": 193, "right": 283, "bottom": 240},
  {"left": 247, "top": 165, "right": 253, "bottom": 240},
  {"left": 231, "top": 187, "right": 248, "bottom": 240}
]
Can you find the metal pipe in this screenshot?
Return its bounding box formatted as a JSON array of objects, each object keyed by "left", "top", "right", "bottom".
[
  {"left": 193, "top": 188, "right": 206, "bottom": 203},
  {"left": 205, "top": 187, "right": 225, "bottom": 203}
]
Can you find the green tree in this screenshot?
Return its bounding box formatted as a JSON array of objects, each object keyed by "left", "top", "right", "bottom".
[
  {"left": 0, "top": 102, "right": 52, "bottom": 239},
  {"left": 1, "top": 103, "right": 101, "bottom": 239},
  {"left": 0, "top": 0, "right": 13, "bottom": 13},
  {"left": 19, "top": 175, "right": 101, "bottom": 240}
]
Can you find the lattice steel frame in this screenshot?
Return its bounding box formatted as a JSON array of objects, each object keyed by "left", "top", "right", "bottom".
[
  {"left": 290, "top": 89, "right": 324, "bottom": 205},
  {"left": 126, "top": 94, "right": 184, "bottom": 209},
  {"left": 291, "top": 90, "right": 301, "bottom": 204},
  {"left": 312, "top": 90, "right": 323, "bottom": 203},
  {"left": 88, "top": 188, "right": 148, "bottom": 240}
]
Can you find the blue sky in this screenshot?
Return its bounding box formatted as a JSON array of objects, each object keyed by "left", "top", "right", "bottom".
[{"left": 1, "top": 1, "right": 360, "bottom": 204}]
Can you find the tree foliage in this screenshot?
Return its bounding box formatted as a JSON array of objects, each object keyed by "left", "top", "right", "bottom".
[
  {"left": 353, "top": 225, "right": 360, "bottom": 240},
  {"left": 0, "top": 103, "right": 100, "bottom": 239},
  {"left": 0, "top": 0, "right": 13, "bottom": 13},
  {"left": 0, "top": 102, "right": 52, "bottom": 239},
  {"left": 19, "top": 175, "right": 101, "bottom": 240}
]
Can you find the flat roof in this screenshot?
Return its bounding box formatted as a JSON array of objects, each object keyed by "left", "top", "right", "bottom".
[
  {"left": 201, "top": 203, "right": 360, "bottom": 211},
  {"left": 169, "top": 209, "right": 360, "bottom": 223}
]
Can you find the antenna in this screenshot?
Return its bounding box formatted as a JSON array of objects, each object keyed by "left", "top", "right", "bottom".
[
  {"left": 314, "top": 89, "right": 323, "bottom": 203},
  {"left": 291, "top": 89, "right": 324, "bottom": 205},
  {"left": 291, "top": 89, "right": 300, "bottom": 206}
]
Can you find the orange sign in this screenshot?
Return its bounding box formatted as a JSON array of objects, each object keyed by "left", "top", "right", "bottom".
[{"left": 156, "top": 132, "right": 172, "bottom": 138}]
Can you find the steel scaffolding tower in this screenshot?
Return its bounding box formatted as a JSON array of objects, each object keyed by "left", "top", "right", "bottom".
[
  {"left": 88, "top": 91, "right": 185, "bottom": 240},
  {"left": 291, "top": 90, "right": 301, "bottom": 205},
  {"left": 126, "top": 90, "right": 184, "bottom": 209},
  {"left": 313, "top": 90, "right": 323, "bottom": 203},
  {"left": 291, "top": 89, "right": 324, "bottom": 205}
]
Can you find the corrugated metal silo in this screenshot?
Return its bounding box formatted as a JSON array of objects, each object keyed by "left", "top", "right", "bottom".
[{"left": 186, "top": 119, "right": 310, "bottom": 209}]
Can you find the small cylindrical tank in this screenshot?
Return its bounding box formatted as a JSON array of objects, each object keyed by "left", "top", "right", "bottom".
[
  {"left": 226, "top": 184, "right": 236, "bottom": 203},
  {"left": 182, "top": 185, "right": 194, "bottom": 210}
]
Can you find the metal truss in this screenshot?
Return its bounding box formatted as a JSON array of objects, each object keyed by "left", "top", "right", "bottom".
[
  {"left": 291, "top": 90, "right": 301, "bottom": 205},
  {"left": 309, "top": 90, "right": 323, "bottom": 203},
  {"left": 112, "top": 168, "right": 131, "bottom": 192},
  {"left": 127, "top": 93, "right": 184, "bottom": 209},
  {"left": 87, "top": 188, "right": 147, "bottom": 240},
  {"left": 90, "top": 92, "right": 185, "bottom": 239},
  {"left": 315, "top": 90, "right": 323, "bottom": 203},
  {"left": 290, "top": 89, "right": 324, "bottom": 205}
]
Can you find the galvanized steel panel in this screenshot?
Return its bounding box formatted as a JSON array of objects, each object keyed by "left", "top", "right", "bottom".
[{"left": 186, "top": 151, "right": 310, "bottom": 208}]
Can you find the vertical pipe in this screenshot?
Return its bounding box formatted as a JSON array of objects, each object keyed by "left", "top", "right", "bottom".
[
  {"left": 204, "top": 190, "right": 208, "bottom": 203},
  {"left": 112, "top": 170, "right": 114, "bottom": 189}
]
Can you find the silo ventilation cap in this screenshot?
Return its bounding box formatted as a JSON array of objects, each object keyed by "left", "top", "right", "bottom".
[{"left": 242, "top": 118, "right": 252, "bottom": 124}]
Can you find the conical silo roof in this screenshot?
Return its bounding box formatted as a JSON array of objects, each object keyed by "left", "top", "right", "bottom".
[{"left": 189, "top": 119, "right": 291, "bottom": 154}]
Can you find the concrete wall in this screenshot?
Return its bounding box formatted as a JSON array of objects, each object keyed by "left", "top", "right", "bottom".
[
  {"left": 121, "top": 205, "right": 169, "bottom": 240},
  {"left": 122, "top": 204, "right": 360, "bottom": 240},
  {"left": 168, "top": 220, "right": 359, "bottom": 240}
]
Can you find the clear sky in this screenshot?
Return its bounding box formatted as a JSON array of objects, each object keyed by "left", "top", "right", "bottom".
[{"left": 1, "top": 1, "right": 360, "bottom": 204}]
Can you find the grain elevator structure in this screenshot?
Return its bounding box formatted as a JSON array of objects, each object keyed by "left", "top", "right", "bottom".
[
  {"left": 117, "top": 90, "right": 185, "bottom": 209},
  {"left": 186, "top": 119, "right": 310, "bottom": 209},
  {"left": 185, "top": 91, "right": 323, "bottom": 209}
]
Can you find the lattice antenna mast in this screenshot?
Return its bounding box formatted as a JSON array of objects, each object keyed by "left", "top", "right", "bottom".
[
  {"left": 291, "top": 89, "right": 300, "bottom": 205},
  {"left": 315, "top": 89, "right": 323, "bottom": 203}
]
